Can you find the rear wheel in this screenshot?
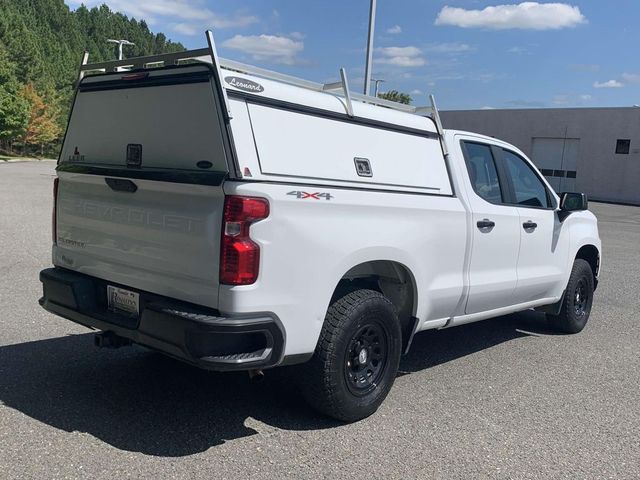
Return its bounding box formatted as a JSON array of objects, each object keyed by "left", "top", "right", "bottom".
[
  {"left": 299, "top": 289, "right": 402, "bottom": 422},
  {"left": 547, "top": 259, "right": 594, "bottom": 334}
]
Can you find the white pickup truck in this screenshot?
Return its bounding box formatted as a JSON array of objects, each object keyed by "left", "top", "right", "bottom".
[{"left": 39, "top": 32, "right": 601, "bottom": 422}]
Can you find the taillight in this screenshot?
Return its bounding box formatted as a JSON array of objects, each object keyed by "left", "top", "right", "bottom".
[
  {"left": 220, "top": 195, "right": 269, "bottom": 285},
  {"left": 52, "top": 177, "right": 59, "bottom": 244}
]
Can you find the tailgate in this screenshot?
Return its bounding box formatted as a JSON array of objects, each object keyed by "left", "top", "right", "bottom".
[{"left": 54, "top": 65, "right": 231, "bottom": 308}]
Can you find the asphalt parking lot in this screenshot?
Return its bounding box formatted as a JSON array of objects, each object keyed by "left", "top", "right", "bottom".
[{"left": 1, "top": 161, "right": 639, "bottom": 479}]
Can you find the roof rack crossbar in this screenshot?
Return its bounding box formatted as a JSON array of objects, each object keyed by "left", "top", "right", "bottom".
[
  {"left": 78, "top": 51, "right": 90, "bottom": 82},
  {"left": 338, "top": 68, "right": 354, "bottom": 117},
  {"left": 205, "top": 30, "right": 232, "bottom": 120},
  {"left": 322, "top": 81, "right": 343, "bottom": 91},
  {"left": 428, "top": 95, "right": 445, "bottom": 138},
  {"left": 223, "top": 58, "right": 322, "bottom": 91},
  {"left": 211, "top": 57, "right": 424, "bottom": 116},
  {"left": 79, "top": 48, "right": 210, "bottom": 74},
  {"left": 76, "top": 31, "right": 444, "bottom": 125}
]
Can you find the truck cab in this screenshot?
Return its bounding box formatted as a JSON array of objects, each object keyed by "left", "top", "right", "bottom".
[{"left": 446, "top": 130, "right": 600, "bottom": 322}]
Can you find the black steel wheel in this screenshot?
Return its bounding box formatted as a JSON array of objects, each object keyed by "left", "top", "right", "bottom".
[
  {"left": 299, "top": 289, "right": 402, "bottom": 422},
  {"left": 344, "top": 322, "right": 389, "bottom": 396},
  {"left": 573, "top": 278, "right": 589, "bottom": 318},
  {"left": 548, "top": 259, "right": 595, "bottom": 334}
]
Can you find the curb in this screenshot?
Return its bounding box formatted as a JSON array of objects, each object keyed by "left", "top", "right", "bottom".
[{"left": 1, "top": 158, "right": 57, "bottom": 163}]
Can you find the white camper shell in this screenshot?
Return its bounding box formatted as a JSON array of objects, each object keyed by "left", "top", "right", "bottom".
[{"left": 40, "top": 31, "right": 601, "bottom": 422}]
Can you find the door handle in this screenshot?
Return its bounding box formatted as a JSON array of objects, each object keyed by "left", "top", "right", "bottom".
[
  {"left": 476, "top": 219, "right": 495, "bottom": 229},
  {"left": 522, "top": 221, "right": 538, "bottom": 230},
  {"left": 105, "top": 177, "right": 137, "bottom": 193}
]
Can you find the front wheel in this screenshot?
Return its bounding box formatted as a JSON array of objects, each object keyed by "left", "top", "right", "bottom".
[
  {"left": 299, "top": 289, "right": 402, "bottom": 422},
  {"left": 547, "top": 259, "right": 594, "bottom": 334}
]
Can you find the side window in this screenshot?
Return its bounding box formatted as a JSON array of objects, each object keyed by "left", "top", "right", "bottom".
[
  {"left": 463, "top": 142, "right": 503, "bottom": 204},
  {"left": 502, "top": 150, "right": 551, "bottom": 208}
]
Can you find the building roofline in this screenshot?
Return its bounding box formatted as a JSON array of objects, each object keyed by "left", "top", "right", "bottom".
[{"left": 443, "top": 106, "right": 640, "bottom": 113}]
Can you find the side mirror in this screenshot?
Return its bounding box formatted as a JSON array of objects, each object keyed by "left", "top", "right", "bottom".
[{"left": 559, "top": 192, "right": 588, "bottom": 220}]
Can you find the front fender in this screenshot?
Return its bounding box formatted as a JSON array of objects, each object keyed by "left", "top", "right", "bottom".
[{"left": 564, "top": 209, "right": 602, "bottom": 287}]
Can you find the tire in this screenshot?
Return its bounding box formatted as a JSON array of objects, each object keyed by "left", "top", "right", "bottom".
[
  {"left": 299, "top": 289, "right": 402, "bottom": 422},
  {"left": 547, "top": 259, "right": 594, "bottom": 334}
]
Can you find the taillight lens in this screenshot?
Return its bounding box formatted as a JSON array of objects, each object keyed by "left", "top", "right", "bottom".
[
  {"left": 52, "top": 177, "right": 59, "bottom": 244},
  {"left": 220, "top": 196, "right": 269, "bottom": 285}
]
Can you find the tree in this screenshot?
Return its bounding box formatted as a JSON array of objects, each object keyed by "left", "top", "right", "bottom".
[
  {"left": 20, "top": 83, "right": 62, "bottom": 155},
  {"left": 0, "top": 45, "right": 29, "bottom": 148},
  {"left": 378, "top": 90, "right": 412, "bottom": 105},
  {"left": 0, "top": 86, "right": 29, "bottom": 148},
  {"left": 0, "top": 0, "right": 186, "bottom": 156}
]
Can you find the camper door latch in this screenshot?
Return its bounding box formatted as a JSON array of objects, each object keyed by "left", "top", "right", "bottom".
[{"left": 354, "top": 157, "right": 373, "bottom": 177}]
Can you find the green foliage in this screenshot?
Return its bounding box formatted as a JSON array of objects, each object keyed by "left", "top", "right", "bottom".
[
  {"left": 378, "top": 90, "right": 412, "bottom": 105},
  {"left": 21, "top": 83, "right": 62, "bottom": 149},
  {"left": 0, "top": 86, "right": 30, "bottom": 143},
  {"left": 0, "top": 44, "right": 30, "bottom": 142},
  {"left": 0, "top": 0, "right": 185, "bottom": 156}
]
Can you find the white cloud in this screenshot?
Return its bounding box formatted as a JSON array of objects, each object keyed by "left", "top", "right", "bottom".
[
  {"left": 504, "top": 99, "right": 545, "bottom": 107},
  {"left": 380, "top": 57, "right": 425, "bottom": 67},
  {"left": 478, "top": 72, "right": 506, "bottom": 83},
  {"left": 375, "top": 46, "right": 426, "bottom": 67},
  {"left": 435, "top": 2, "right": 587, "bottom": 30},
  {"left": 507, "top": 46, "right": 528, "bottom": 54},
  {"left": 552, "top": 94, "right": 569, "bottom": 105},
  {"left": 67, "top": 0, "right": 257, "bottom": 35},
  {"left": 425, "top": 42, "right": 474, "bottom": 54},
  {"left": 386, "top": 25, "right": 402, "bottom": 34},
  {"left": 593, "top": 80, "right": 623, "bottom": 88},
  {"left": 378, "top": 46, "right": 422, "bottom": 57},
  {"left": 621, "top": 73, "right": 640, "bottom": 84},
  {"left": 172, "top": 23, "right": 198, "bottom": 36},
  {"left": 222, "top": 34, "right": 304, "bottom": 65},
  {"left": 410, "top": 89, "right": 423, "bottom": 95},
  {"left": 580, "top": 94, "right": 592, "bottom": 101}
]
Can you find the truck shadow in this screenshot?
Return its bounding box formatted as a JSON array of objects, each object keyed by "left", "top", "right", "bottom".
[
  {"left": 399, "top": 310, "right": 558, "bottom": 374},
  {"left": 0, "top": 310, "right": 555, "bottom": 457}
]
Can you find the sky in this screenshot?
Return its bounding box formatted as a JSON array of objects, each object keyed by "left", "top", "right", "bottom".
[{"left": 66, "top": 1, "right": 640, "bottom": 110}]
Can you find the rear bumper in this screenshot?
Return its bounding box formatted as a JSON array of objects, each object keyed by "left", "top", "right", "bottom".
[{"left": 39, "top": 267, "right": 285, "bottom": 371}]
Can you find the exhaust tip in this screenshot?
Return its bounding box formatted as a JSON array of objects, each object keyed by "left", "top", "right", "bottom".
[
  {"left": 248, "top": 369, "right": 265, "bottom": 382},
  {"left": 95, "top": 331, "right": 130, "bottom": 349}
]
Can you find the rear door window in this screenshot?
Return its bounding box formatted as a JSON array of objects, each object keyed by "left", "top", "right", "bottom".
[{"left": 462, "top": 142, "right": 504, "bottom": 204}]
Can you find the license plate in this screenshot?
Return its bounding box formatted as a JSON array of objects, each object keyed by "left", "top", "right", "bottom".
[{"left": 107, "top": 285, "right": 140, "bottom": 317}]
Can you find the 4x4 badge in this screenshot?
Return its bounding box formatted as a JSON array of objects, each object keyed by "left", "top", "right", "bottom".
[{"left": 287, "top": 191, "right": 333, "bottom": 201}]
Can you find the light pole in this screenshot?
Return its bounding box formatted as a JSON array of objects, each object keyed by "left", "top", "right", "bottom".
[
  {"left": 372, "top": 78, "right": 385, "bottom": 97},
  {"left": 363, "top": 0, "right": 377, "bottom": 96},
  {"left": 107, "top": 39, "right": 135, "bottom": 60}
]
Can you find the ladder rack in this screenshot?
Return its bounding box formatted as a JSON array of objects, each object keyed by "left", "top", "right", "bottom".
[{"left": 77, "top": 30, "right": 446, "bottom": 139}]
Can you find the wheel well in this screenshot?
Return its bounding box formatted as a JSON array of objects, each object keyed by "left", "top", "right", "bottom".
[
  {"left": 576, "top": 244, "right": 599, "bottom": 285},
  {"left": 331, "top": 261, "right": 417, "bottom": 350}
]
